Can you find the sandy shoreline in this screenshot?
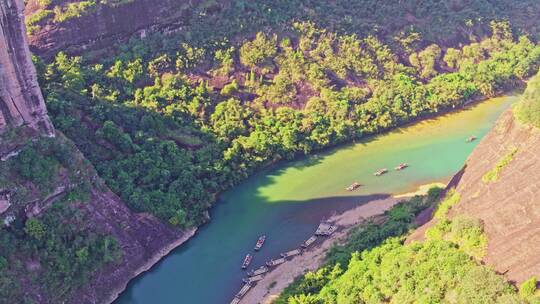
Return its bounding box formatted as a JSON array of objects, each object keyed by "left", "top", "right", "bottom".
[
  {"left": 104, "top": 228, "right": 197, "bottom": 304},
  {"left": 239, "top": 197, "right": 400, "bottom": 304},
  {"left": 393, "top": 182, "right": 446, "bottom": 198}
]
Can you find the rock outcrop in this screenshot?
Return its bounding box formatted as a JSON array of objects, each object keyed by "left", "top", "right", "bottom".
[
  {"left": 0, "top": 3, "right": 191, "bottom": 303},
  {"left": 25, "top": 0, "right": 221, "bottom": 58},
  {"left": 0, "top": 0, "right": 54, "bottom": 136},
  {"left": 409, "top": 109, "right": 540, "bottom": 284}
]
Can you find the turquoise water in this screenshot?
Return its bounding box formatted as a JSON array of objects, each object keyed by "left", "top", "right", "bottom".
[{"left": 116, "top": 95, "right": 517, "bottom": 304}]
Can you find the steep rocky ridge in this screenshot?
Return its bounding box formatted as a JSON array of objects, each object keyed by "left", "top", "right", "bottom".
[
  {"left": 24, "top": 0, "right": 217, "bottom": 57},
  {"left": 0, "top": 0, "right": 54, "bottom": 137},
  {"left": 0, "top": 2, "right": 191, "bottom": 303},
  {"left": 409, "top": 108, "right": 540, "bottom": 284}
]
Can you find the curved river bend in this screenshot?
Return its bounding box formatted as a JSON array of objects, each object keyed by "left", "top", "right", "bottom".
[{"left": 116, "top": 95, "right": 517, "bottom": 304}]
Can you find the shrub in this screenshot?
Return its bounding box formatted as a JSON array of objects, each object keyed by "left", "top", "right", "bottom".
[
  {"left": 482, "top": 148, "right": 518, "bottom": 183},
  {"left": 514, "top": 71, "right": 540, "bottom": 128}
]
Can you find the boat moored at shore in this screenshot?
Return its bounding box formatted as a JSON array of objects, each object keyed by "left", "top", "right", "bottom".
[
  {"left": 248, "top": 266, "right": 269, "bottom": 277},
  {"left": 301, "top": 235, "right": 318, "bottom": 248},
  {"left": 242, "top": 274, "right": 265, "bottom": 284},
  {"left": 315, "top": 221, "right": 338, "bottom": 236},
  {"left": 234, "top": 283, "right": 252, "bottom": 300},
  {"left": 280, "top": 248, "right": 302, "bottom": 258},
  {"left": 266, "top": 258, "right": 286, "bottom": 267}
]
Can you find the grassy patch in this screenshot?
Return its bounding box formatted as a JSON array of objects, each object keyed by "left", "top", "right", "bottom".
[
  {"left": 482, "top": 148, "right": 518, "bottom": 183},
  {"left": 433, "top": 190, "right": 461, "bottom": 220},
  {"left": 514, "top": 71, "right": 540, "bottom": 128},
  {"left": 26, "top": 9, "right": 53, "bottom": 35},
  {"left": 53, "top": 1, "right": 97, "bottom": 23}
]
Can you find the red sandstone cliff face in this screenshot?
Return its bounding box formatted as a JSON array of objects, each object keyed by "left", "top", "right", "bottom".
[
  {"left": 409, "top": 109, "right": 540, "bottom": 284},
  {"left": 24, "top": 0, "right": 222, "bottom": 57},
  {"left": 0, "top": 0, "right": 54, "bottom": 136},
  {"left": 0, "top": 3, "right": 190, "bottom": 303}
]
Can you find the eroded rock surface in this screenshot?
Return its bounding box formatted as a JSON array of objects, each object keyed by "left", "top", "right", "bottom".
[
  {"left": 409, "top": 109, "right": 540, "bottom": 284},
  {"left": 0, "top": 0, "right": 54, "bottom": 136},
  {"left": 25, "top": 0, "right": 216, "bottom": 57}
]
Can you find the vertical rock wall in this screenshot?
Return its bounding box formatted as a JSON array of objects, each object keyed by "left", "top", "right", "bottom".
[{"left": 0, "top": 0, "right": 54, "bottom": 136}]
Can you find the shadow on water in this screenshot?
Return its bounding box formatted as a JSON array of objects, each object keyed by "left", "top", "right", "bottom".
[
  {"left": 115, "top": 95, "right": 518, "bottom": 304},
  {"left": 117, "top": 186, "right": 392, "bottom": 304}
]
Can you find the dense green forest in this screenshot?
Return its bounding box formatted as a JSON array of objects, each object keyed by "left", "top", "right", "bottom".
[
  {"left": 10, "top": 0, "right": 540, "bottom": 302},
  {"left": 39, "top": 18, "right": 540, "bottom": 227},
  {"left": 0, "top": 135, "right": 121, "bottom": 301},
  {"left": 276, "top": 190, "right": 540, "bottom": 304}
]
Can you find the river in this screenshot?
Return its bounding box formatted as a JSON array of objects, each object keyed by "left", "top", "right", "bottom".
[{"left": 116, "top": 95, "right": 517, "bottom": 304}]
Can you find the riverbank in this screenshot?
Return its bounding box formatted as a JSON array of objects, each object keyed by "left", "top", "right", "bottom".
[
  {"left": 239, "top": 196, "right": 400, "bottom": 304},
  {"left": 104, "top": 228, "right": 197, "bottom": 304},
  {"left": 115, "top": 94, "right": 517, "bottom": 304},
  {"left": 394, "top": 182, "right": 446, "bottom": 198}
]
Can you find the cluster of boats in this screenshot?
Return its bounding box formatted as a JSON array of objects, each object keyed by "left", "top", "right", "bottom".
[
  {"left": 232, "top": 221, "right": 338, "bottom": 303},
  {"left": 241, "top": 235, "right": 266, "bottom": 269},
  {"left": 345, "top": 163, "right": 409, "bottom": 191}
]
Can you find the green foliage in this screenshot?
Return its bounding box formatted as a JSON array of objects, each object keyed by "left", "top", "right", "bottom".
[
  {"left": 482, "top": 148, "right": 518, "bottom": 183},
  {"left": 35, "top": 0, "right": 540, "bottom": 259},
  {"left": 15, "top": 145, "right": 58, "bottom": 190},
  {"left": 278, "top": 195, "right": 434, "bottom": 303},
  {"left": 514, "top": 71, "right": 540, "bottom": 128},
  {"left": 433, "top": 190, "right": 461, "bottom": 220},
  {"left": 26, "top": 9, "right": 53, "bottom": 35},
  {"left": 53, "top": 1, "right": 97, "bottom": 23},
  {"left": 311, "top": 239, "right": 516, "bottom": 304},
  {"left": 24, "top": 218, "right": 46, "bottom": 241},
  {"left": 239, "top": 32, "right": 277, "bottom": 68},
  {"left": 39, "top": 15, "right": 540, "bottom": 250},
  {"left": 0, "top": 137, "right": 120, "bottom": 302},
  {"left": 520, "top": 277, "right": 538, "bottom": 299},
  {"left": 220, "top": 80, "right": 239, "bottom": 96}
]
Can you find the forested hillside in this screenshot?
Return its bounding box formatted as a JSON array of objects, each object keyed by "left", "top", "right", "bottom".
[
  {"left": 38, "top": 18, "right": 540, "bottom": 228},
  {"left": 276, "top": 72, "right": 540, "bottom": 304},
  {"left": 5, "top": 1, "right": 540, "bottom": 303}
]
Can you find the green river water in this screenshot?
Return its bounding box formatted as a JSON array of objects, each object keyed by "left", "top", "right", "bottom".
[{"left": 116, "top": 95, "right": 517, "bottom": 304}]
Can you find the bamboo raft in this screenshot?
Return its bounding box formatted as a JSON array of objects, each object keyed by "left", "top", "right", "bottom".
[
  {"left": 234, "top": 283, "right": 252, "bottom": 299},
  {"left": 280, "top": 248, "right": 302, "bottom": 258},
  {"left": 394, "top": 163, "right": 408, "bottom": 171},
  {"left": 248, "top": 266, "right": 269, "bottom": 277},
  {"left": 374, "top": 168, "right": 388, "bottom": 176},
  {"left": 243, "top": 274, "right": 265, "bottom": 284},
  {"left": 346, "top": 182, "right": 361, "bottom": 191},
  {"left": 266, "top": 258, "right": 286, "bottom": 267},
  {"left": 315, "top": 222, "right": 337, "bottom": 236},
  {"left": 301, "top": 235, "right": 318, "bottom": 248}
]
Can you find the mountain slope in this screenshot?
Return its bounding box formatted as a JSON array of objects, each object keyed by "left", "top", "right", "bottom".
[
  {"left": 408, "top": 88, "right": 540, "bottom": 285},
  {"left": 0, "top": 2, "right": 189, "bottom": 303},
  {"left": 0, "top": 0, "right": 54, "bottom": 138}
]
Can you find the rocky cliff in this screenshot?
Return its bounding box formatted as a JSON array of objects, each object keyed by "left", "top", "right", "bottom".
[
  {"left": 409, "top": 108, "right": 540, "bottom": 284},
  {"left": 0, "top": 0, "right": 54, "bottom": 137},
  {"left": 24, "top": 0, "right": 219, "bottom": 57},
  {"left": 0, "top": 3, "right": 191, "bottom": 303}
]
